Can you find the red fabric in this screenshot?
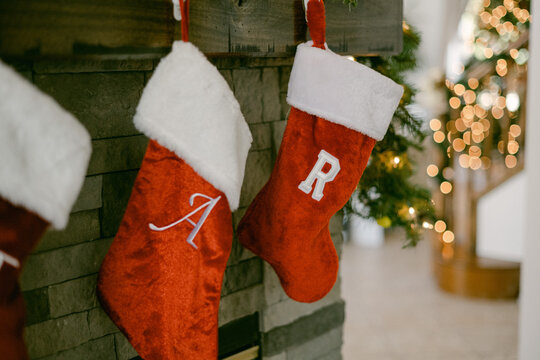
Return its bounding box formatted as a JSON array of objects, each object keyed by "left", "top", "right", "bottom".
[
  {"left": 97, "top": 140, "right": 232, "bottom": 359},
  {"left": 307, "top": 0, "right": 326, "bottom": 49},
  {"left": 0, "top": 198, "right": 49, "bottom": 360},
  {"left": 180, "top": 0, "right": 190, "bottom": 42},
  {"left": 238, "top": 109, "right": 375, "bottom": 303}
]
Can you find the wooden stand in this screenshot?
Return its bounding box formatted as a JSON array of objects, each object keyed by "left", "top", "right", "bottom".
[{"left": 432, "top": 234, "right": 520, "bottom": 299}]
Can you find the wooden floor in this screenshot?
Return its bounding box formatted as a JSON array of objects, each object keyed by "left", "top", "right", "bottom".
[{"left": 341, "top": 232, "right": 518, "bottom": 360}]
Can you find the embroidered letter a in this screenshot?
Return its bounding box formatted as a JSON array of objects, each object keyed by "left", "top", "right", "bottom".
[
  {"left": 148, "top": 193, "right": 221, "bottom": 249},
  {"left": 298, "top": 150, "right": 341, "bottom": 201}
]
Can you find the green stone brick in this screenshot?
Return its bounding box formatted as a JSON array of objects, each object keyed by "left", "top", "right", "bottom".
[
  {"left": 87, "top": 135, "right": 148, "bottom": 175},
  {"left": 261, "top": 301, "right": 345, "bottom": 357},
  {"left": 101, "top": 170, "right": 139, "bottom": 237},
  {"left": 249, "top": 123, "right": 273, "bottom": 151},
  {"left": 23, "top": 287, "right": 50, "bottom": 326},
  {"left": 219, "top": 69, "right": 234, "bottom": 91},
  {"left": 20, "top": 238, "right": 113, "bottom": 291},
  {"left": 329, "top": 212, "right": 344, "bottom": 237},
  {"left": 24, "top": 312, "right": 91, "bottom": 358},
  {"left": 222, "top": 258, "right": 263, "bottom": 296},
  {"left": 88, "top": 306, "right": 119, "bottom": 338},
  {"left": 37, "top": 335, "right": 116, "bottom": 360},
  {"left": 219, "top": 285, "right": 264, "bottom": 327},
  {"left": 315, "top": 347, "right": 343, "bottom": 360},
  {"left": 115, "top": 332, "right": 139, "bottom": 360},
  {"left": 35, "top": 210, "right": 100, "bottom": 253},
  {"left": 287, "top": 327, "right": 343, "bottom": 360},
  {"left": 71, "top": 176, "right": 103, "bottom": 213},
  {"left": 279, "top": 92, "right": 290, "bottom": 120},
  {"left": 279, "top": 67, "right": 292, "bottom": 93},
  {"left": 262, "top": 68, "right": 281, "bottom": 123},
  {"left": 34, "top": 72, "right": 144, "bottom": 139},
  {"left": 227, "top": 236, "right": 256, "bottom": 267},
  {"left": 233, "top": 69, "right": 263, "bottom": 124},
  {"left": 239, "top": 150, "right": 273, "bottom": 208},
  {"left": 48, "top": 275, "right": 98, "bottom": 318}
]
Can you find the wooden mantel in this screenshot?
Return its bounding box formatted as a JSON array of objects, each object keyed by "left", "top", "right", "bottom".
[{"left": 0, "top": 0, "right": 403, "bottom": 59}]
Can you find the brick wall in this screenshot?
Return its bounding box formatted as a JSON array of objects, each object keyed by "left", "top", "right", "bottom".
[{"left": 12, "top": 56, "right": 345, "bottom": 360}]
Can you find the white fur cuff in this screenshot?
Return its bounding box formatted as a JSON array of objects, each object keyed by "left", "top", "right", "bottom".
[
  {"left": 287, "top": 43, "right": 404, "bottom": 141},
  {"left": 134, "top": 41, "right": 252, "bottom": 211},
  {"left": 0, "top": 61, "right": 92, "bottom": 229}
]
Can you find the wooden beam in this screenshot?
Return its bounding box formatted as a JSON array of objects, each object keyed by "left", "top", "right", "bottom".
[{"left": 0, "top": 0, "right": 402, "bottom": 59}]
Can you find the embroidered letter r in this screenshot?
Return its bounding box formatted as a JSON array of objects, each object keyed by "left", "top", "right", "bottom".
[{"left": 298, "top": 150, "right": 341, "bottom": 201}]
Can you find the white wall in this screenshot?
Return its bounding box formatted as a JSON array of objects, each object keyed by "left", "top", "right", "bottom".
[
  {"left": 477, "top": 172, "right": 526, "bottom": 262},
  {"left": 518, "top": 0, "right": 540, "bottom": 357}
]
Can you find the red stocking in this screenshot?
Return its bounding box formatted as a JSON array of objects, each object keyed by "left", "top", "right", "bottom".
[
  {"left": 0, "top": 61, "right": 91, "bottom": 359},
  {"left": 237, "top": 0, "right": 404, "bottom": 303},
  {"left": 97, "top": 41, "right": 252, "bottom": 359}
]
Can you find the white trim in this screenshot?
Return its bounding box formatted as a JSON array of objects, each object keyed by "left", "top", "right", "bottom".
[
  {"left": 0, "top": 61, "right": 92, "bottom": 229},
  {"left": 134, "top": 41, "right": 252, "bottom": 211},
  {"left": 287, "top": 43, "right": 404, "bottom": 141}
]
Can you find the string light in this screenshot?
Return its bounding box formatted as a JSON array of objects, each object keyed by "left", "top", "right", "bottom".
[
  {"left": 505, "top": 155, "right": 517, "bottom": 168},
  {"left": 468, "top": 78, "right": 479, "bottom": 89},
  {"left": 509, "top": 124, "right": 521, "bottom": 137},
  {"left": 498, "top": 141, "right": 505, "bottom": 154},
  {"left": 470, "top": 156, "right": 482, "bottom": 170},
  {"left": 479, "top": 118, "right": 491, "bottom": 131},
  {"left": 430, "top": 118, "right": 442, "bottom": 131},
  {"left": 442, "top": 167, "right": 454, "bottom": 180},
  {"left": 506, "top": 93, "right": 520, "bottom": 112},
  {"left": 492, "top": 107, "right": 504, "bottom": 119},
  {"left": 440, "top": 181, "right": 453, "bottom": 194},
  {"left": 459, "top": 154, "right": 470, "bottom": 168},
  {"left": 442, "top": 230, "right": 455, "bottom": 243},
  {"left": 463, "top": 131, "right": 471, "bottom": 145},
  {"left": 433, "top": 131, "right": 445, "bottom": 143},
  {"left": 422, "top": 222, "right": 433, "bottom": 230},
  {"left": 427, "top": 164, "right": 439, "bottom": 177},
  {"left": 507, "top": 141, "right": 519, "bottom": 154},
  {"left": 434, "top": 220, "right": 447, "bottom": 233},
  {"left": 495, "top": 96, "right": 506, "bottom": 109},
  {"left": 510, "top": 48, "right": 519, "bottom": 59},
  {"left": 454, "top": 84, "right": 466, "bottom": 96},
  {"left": 449, "top": 97, "right": 461, "bottom": 109},
  {"left": 455, "top": 118, "right": 467, "bottom": 132},
  {"left": 463, "top": 90, "right": 476, "bottom": 104},
  {"left": 453, "top": 138, "right": 466, "bottom": 152},
  {"left": 472, "top": 132, "right": 485, "bottom": 143}
]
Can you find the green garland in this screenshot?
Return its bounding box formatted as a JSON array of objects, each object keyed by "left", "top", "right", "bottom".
[{"left": 345, "top": 23, "right": 435, "bottom": 247}]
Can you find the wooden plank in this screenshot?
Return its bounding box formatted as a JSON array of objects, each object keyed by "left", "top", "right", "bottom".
[{"left": 0, "top": 0, "right": 402, "bottom": 59}]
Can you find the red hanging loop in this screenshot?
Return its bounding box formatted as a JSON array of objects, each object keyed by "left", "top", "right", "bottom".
[
  {"left": 179, "top": 0, "right": 190, "bottom": 42},
  {"left": 306, "top": 0, "right": 326, "bottom": 49}
]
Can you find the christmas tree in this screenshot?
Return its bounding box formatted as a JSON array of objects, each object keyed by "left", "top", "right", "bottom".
[{"left": 347, "top": 22, "right": 435, "bottom": 247}]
